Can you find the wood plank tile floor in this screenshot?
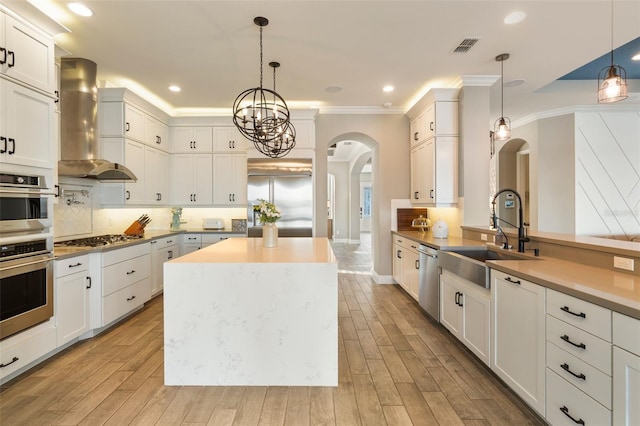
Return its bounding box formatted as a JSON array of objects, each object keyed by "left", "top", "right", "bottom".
[{"left": 0, "top": 238, "right": 546, "bottom": 425}]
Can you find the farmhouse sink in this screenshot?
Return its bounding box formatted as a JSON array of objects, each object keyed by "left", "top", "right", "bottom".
[{"left": 438, "top": 247, "right": 538, "bottom": 288}]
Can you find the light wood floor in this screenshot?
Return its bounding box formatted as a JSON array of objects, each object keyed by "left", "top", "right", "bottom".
[{"left": 0, "top": 238, "right": 545, "bottom": 425}]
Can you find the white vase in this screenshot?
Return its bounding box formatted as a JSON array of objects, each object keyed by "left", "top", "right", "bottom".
[{"left": 263, "top": 222, "right": 278, "bottom": 247}]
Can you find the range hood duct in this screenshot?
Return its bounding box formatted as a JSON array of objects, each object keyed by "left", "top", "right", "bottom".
[{"left": 58, "top": 58, "right": 137, "bottom": 181}]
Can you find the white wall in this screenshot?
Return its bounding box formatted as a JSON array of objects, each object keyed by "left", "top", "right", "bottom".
[{"left": 327, "top": 161, "right": 350, "bottom": 242}]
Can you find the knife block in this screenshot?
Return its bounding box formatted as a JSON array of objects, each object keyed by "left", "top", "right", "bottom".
[{"left": 124, "top": 221, "right": 145, "bottom": 236}]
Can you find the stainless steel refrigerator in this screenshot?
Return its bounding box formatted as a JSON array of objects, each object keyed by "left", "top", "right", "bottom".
[{"left": 247, "top": 158, "right": 313, "bottom": 237}]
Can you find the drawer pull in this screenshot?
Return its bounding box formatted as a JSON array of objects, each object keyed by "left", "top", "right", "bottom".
[
  {"left": 0, "top": 356, "right": 19, "bottom": 368},
  {"left": 68, "top": 262, "right": 82, "bottom": 268},
  {"left": 560, "top": 363, "right": 586, "bottom": 380},
  {"left": 505, "top": 276, "right": 521, "bottom": 285},
  {"left": 560, "top": 334, "right": 586, "bottom": 350},
  {"left": 559, "top": 405, "right": 585, "bottom": 425},
  {"left": 126, "top": 270, "right": 136, "bottom": 275},
  {"left": 126, "top": 295, "right": 136, "bottom": 301},
  {"left": 560, "top": 306, "right": 586, "bottom": 318}
]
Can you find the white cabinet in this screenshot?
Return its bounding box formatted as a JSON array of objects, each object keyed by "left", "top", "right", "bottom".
[
  {"left": 410, "top": 137, "right": 457, "bottom": 205},
  {"left": 491, "top": 269, "right": 546, "bottom": 415},
  {"left": 171, "top": 126, "right": 213, "bottom": 152},
  {"left": 410, "top": 142, "right": 429, "bottom": 203},
  {"left": 145, "top": 114, "right": 169, "bottom": 151},
  {"left": 391, "top": 236, "right": 419, "bottom": 301},
  {"left": 100, "top": 101, "right": 144, "bottom": 142},
  {"left": 172, "top": 153, "right": 213, "bottom": 205},
  {"left": 212, "top": 154, "right": 247, "bottom": 205},
  {"left": 545, "top": 289, "right": 613, "bottom": 425},
  {"left": 613, "top": 312, "right": 640, "bottom": 426},
  {"left": 55, "top": 254, "right": 91, "bottom": 346},
  {"left": 0, "top": 79, "right": 55, "bottom": 168},
  {"left": 180, "top": 233, "right": 202, "bottom": 255},
  {"left": 0, "top": 12, "right": 55, "bottom": 94},
  {"left": 213, "top": 126, "right": 247, "bottom": 152},
  {"left": 0, "top": 320, "right": 56, "bottom": 382},
  {"left": 144, "top": 147, "right": 169, "bottom": 203},
  {"left": 440, "top": 270, "right": 490, "bottom": 366},
  {"left": 150, "top": 236, "right": 178, "bottom": 296}
]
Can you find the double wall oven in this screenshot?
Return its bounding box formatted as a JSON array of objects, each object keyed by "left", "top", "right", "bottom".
[{"left": 0, "top": 172, "right": 55, "bottom": 340}]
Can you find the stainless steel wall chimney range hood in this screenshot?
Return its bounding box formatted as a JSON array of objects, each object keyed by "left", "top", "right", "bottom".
[{"left": 58, "top": 58, "right": 137, "bottom": 181}]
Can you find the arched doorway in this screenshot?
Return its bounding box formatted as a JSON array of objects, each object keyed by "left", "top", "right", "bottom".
[{"left": 494, "top": 138, "right": 530, "bottom": 227}]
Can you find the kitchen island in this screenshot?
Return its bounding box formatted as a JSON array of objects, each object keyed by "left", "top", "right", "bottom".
[{"left": 163, "top": 237, "right": 338, "bottom": 386}]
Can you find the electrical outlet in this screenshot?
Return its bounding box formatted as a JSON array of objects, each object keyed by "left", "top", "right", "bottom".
[
  {"left": 480, "top": 233, "right": 488, "bottom": 241},
  {"left": 613, "top": 256, "right": 634, "bottom": 272}
]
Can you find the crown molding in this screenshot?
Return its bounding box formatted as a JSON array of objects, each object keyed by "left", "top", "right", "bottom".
[
  {"left": 318, "top": 106, "right": 407, "bottom": 115},
  {"left": 513, "top": 103, "right": 640, "bottom": 128}
]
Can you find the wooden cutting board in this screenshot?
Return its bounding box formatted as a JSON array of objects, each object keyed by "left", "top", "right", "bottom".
[{"left": 397, "top": 208, "right": 428, "bottom": 231}]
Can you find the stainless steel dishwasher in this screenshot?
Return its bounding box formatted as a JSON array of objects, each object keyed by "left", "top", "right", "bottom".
[{"left": 418, "top": 245, "right": 439, "bottom": 321}]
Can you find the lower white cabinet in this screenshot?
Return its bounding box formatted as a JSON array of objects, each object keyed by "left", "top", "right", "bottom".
[
  {"left": 613, "top": 312, "right": 640, "bottom": 426},
  {"left": 150, "top": 236, "right": 178, "bottom": 296},
  {"left": 55, "top": 254, "right": 91, "bottom": 346},
  {"left": 391, "top": 236, "right": 419, "bottom": 300},
  {"left": 180, "top": 233, "right": 240, "bottom": 256},
  {"left": 0, "top": 320, "right": 56, "bottom": 382},
  {"left": 440, "top": 270, "right": 490, "bottom": 365},
  {"left": 490, "top": 269, "right": 546, "bottom": 415}
]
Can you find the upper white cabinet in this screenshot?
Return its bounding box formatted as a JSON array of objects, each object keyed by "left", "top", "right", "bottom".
[
  {"left": 213, "top": 126, "right": 247, "bottom": 152},
  {"left": 144, "top": 147, "right": 169, "bottom": 204},
  {"left": 145, "top": 114, "right": 169, "bottom": 150},
  {"left": 0, "top": 79, "right": 54, "bottom": 168},
  {"left": 172, "top": 153, "right": 213, "bottom": 205},
  {"left": 491, "top": 269, "right": 546, "bottom": 416},
  {"left": 99, "top": 100, "right": 170, "bottom": 152},
  {"left": 407, "top": 88, "right": 458, "bottom": 206},
  {"left": 171, "top": 126, "right": 213, "bottom": 152},
  {"left": 212, "top": 153, "right": 247, "bottom": 206},
  {"left": 0, "top": 11, "right": 55, "bottom": 94}
]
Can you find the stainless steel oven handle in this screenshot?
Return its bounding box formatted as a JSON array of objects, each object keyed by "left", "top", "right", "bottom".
[
  {"left": 0, "top": 189, "right": 56, "bottom": 196},
  {"left": 0, "top": 256, "right": 53, "bottom": 272}
]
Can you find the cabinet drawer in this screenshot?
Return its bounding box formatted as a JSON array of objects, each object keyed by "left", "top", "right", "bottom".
[
  {"left": 102, "top": 254, "right": 150, "bottom": 296},
  {"left": 547, "top": 315, "right": 611, "bottom": 374},
  {"left": 182, "top": 234, "right": 202, "bottom": 244},
  {"left": 151, "top": 236, "right": 179, "bottom": 249},
  {"left": 547, "top": 289, "right": 611, "bottom": 341},
  {"left": 547, "top": 341, "right": 612, "bottom": 409},
  {"left": 102, "top": 243, "right": 150, "bottom": 266},
  {"left": 546, "top": 368, "right": 611, "bottom": 426},
  {"left": 102, "top": 279, "right": 148, "bottom": 325},
  {"left": 0, "top": 324, "right": 56, "bottom": 380},
  {"left": 55, "top": 254, "right": 89, "bottom": 278},
  {"left": 613, "top": 312, "right": 640, "bottom": 356}
]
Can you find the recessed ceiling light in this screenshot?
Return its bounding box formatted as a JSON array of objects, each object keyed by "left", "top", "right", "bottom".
[
  {"left": 504, "top": 11, "right": 526, "bottom": 25},
  {"left": 168, "top": 85, "right": 181, "bottom": 92},
  {"left": 325, "top": 85, "right": 342, "bottom": 93},
  {"left": 632, "top": 53, "right": 640, "bottom": 61},
  {"left": 67, "top": 3, "right": 94, "bottom": 17},
  {"left": 383, "top": 85, "right": 394, "bottom": 92}
]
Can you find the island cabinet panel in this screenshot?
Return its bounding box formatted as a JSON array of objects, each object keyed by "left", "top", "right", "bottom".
[
  {"left": 164, "top": 237, "right": 338, "bottom": 386},
  {"left": 613, "top": 312, "right": 640, "bottom": 425},
  {"left": 490, "top": 269, "right": 546, "bottom": 416}
]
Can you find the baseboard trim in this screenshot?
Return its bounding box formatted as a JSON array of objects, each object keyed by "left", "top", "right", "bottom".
[{"left": 372, "top": 272, "right": 394, "bottom": 284}]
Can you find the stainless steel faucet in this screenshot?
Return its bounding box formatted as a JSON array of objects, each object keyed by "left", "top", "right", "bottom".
[{"left": 491, "top": 188, "right": 529, "bottom": 253}]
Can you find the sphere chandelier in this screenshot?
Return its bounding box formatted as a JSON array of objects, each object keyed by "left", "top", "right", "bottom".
[{"left": 232, "top": 17, "right": 293, "bottom": 158}]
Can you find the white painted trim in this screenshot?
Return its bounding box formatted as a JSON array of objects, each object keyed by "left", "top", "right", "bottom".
[
  {"left": 455, "top": 75, "right": 500, "bottom": 87},
  {"left": 512, "top": 104, "right": 640, "bottom": 129},
  {"left": 348, "top": 239, "right": 361, "bottom": 245},
  {"left": 372, "top": 271, "right": 394, "bottom": 284},
  {"left": 333, "top": 238, "right": 349, "bottom": 244},
  {"left": 318, "top": 106, "right": 406, "bottom": 115}
]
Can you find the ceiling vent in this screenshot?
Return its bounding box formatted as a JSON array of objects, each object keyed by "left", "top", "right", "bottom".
[{"left": 453, "top": 38, "right": 479, "bottom": 53}]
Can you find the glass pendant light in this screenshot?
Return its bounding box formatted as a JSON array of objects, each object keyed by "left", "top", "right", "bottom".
[
  {"left": 597, "top": 0, "right": 628, "bottom": 103},
  {"left": 493, "top": 53, "right": 511, "bottom": 141}
]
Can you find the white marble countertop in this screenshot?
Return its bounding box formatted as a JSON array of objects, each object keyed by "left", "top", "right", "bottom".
[{"left": 170, "top": 237, "right": 337, "bottom": 264}]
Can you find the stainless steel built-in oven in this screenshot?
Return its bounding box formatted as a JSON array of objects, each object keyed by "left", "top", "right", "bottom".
[
  {"left": 0, "top": 172, "right": 53, "bottom": 235},
  {"left": 0, "top": 238, "right": 54, "bottom": 340}
]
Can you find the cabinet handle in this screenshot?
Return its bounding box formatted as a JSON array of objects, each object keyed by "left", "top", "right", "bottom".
[
  {"left": 126, "top": 295, "right": 136, "bottom": 301},
  {"left": 54, "top": 185, "right": 60, "bottom": 197},
  {"left": 125, "top": 190, "right": 130, "bottom": 200},
  {"left": 413, "top": 132, "right": 419, "bottom": 141},
  {"left": 229, "top": 193, "right": 232, "bottom": 202},
  {"left": 156, "top": 193, "right": 162, "bottom": 201},
  {"left": 429, "top": 122, "right": 434, "bottom": 131},
  {"left": 229, "top": 141, "right": 232, "bottom": 149},
  {"left": 0, "top": 47, "right": 5, "bottom": 64},
  {"left": 156, "top": 136, "right": 161, "bottom": 144},
  {"left": 232, "top": 194, "right": 235, "bottom": 202},
  {"left": 8, "top": 138, "right": 15, "bottom": 155},
  {"left": 560, "top": 306, "right": 586, "bottom": 318},
  {"left": 232, "top": 141, "right": 235, "bottom": 149},
  {"left": 126, "top": 270, "right": 136, "bottom": 275},
  {"left": 559, "top": 406, "right": 585, "bottom": 425},
  {"left": 429, "top": 189, "right": 434, "bottom": 199},
  {"left": 7, "top": 50, "right": 14, "bottom": 67},
  {"left": 0, "top": 356, "right": 19, "bottom": 368},
  {"left": 505, "top": 276, "right": 521, "bottom": 285},
  {"left": 193, "top": 194, "right": 197, "bottom": 202},
  {"left": 397, "top": 249, "right": 402, "bottom": 259},
  {"left": 454, "top": 292, "right": 459, "bottom": 306},
  {"left": 55, "top": 90, "right": 60, "bottom": 103},
  {"left": 86, "top": 276, "right": 92, "bottom": 289},
  {"left": 125, "top": 122, "right": 130, "bottom": 132},
  {"left": 168, "top": 250, "right": 173, "bottom": 259},
  {"left": 194, "top": 141, "right": 197, "bottom": 149},
  {"left": 415, "top": 259, "right": 420, "bottom": 270},
  {"left": 458, "top": 292, "right": 463, "bottom": 307},
  {"left": 0, "top": 136, "right": 6, "bottom": 153},
  {"left": 414, "top": 191, "right": 419, "bottom": 200},
  {"left": 68, "top": 262, "right": 82, "bottom": 268},
  {"left": 560, "top": 363, "right": 586, "bottom": 380},
  {"left": 150, "top": 240, "right": 157, "bottom": 244},
  {"left": 560, "top": 334, "right": 586, "bottom": 350},
  {"left": 167, "top": 240, "right": 173, "bottom": 244}
]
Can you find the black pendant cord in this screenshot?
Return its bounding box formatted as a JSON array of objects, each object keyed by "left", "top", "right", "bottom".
[
  {"left": 500, "top": 58, "right": 504, "bottom": 118},
  {"left": 609, "top": 0, "right": 614, "bottom": 67},
  {"left": 259, "top": 24, "right": 263, "bottom": 90}
]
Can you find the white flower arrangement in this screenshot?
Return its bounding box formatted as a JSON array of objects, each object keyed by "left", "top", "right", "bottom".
[{"left": 253, "top": 199, "right": 281, "bottom": 224}]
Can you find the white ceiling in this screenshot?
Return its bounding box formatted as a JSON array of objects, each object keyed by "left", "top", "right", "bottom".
[{"left": 15, "top": 0, "right": 640, "bottom": 122}]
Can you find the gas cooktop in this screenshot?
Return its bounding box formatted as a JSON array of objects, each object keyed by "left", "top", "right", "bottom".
[{"left": 55, "top": 234, "right": 144, "bottom": 248}]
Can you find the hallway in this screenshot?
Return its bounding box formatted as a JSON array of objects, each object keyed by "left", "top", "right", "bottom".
[{"left": 0, "top": 239, "right": 543, "bottom": 425}]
